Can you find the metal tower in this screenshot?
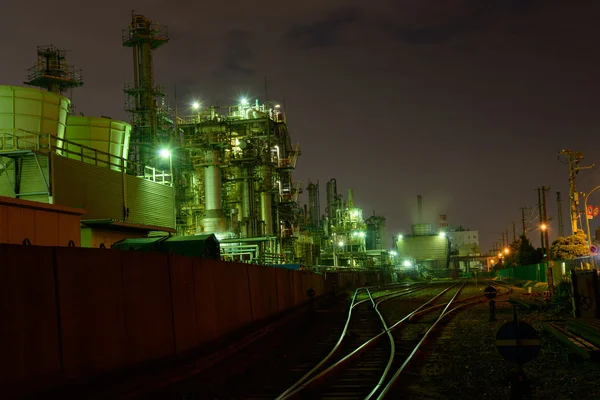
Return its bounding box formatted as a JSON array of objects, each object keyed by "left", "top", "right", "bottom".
[
  {"left": 122, "top": 13, "right": 169, "bottom": 169},
  {"left": 24, "top": 45, "right": 83, "bottom": 95}
]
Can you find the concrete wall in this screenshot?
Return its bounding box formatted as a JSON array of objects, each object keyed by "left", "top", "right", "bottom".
[{"left": 0, "top": 244, "right": 383, "bottom": 396}]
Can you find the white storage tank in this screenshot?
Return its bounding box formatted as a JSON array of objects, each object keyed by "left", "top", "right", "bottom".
[
  {"left": 0, "top": 85, "right": 70, "bottom": 152},
  {"left": 64, "top": 116, "right": 131, "bottom": 171}
]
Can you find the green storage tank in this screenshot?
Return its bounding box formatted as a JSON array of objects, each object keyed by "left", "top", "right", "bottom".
[
  {"left": 0, "top": 85, "right": 70, "bottom": 152},
  {"left": 64, "top": 116, "right": 131, "bottom": 171}
]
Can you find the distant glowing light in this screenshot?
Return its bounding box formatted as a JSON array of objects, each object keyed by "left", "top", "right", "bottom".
[
  {"left": 192, "top": 101, "right": 200, "bottom": 110},
  {"left": 158, "top": 148, "right": 171, "bottom": 158},
  {"left": 403, "top": 260, "right": 412, "bottom": 267},
  {"left": 358, "top": 231, "right": 366, "bottom": 238},
  {"left": 390, "top": 251, "right": 397, "bottom": 256},
  {"left": 398, "top": 234, "right": 403, "bottom": 240},
  {"left": 275, "top": 104, "right": 281, "bottom": 108},
  {"left": 540, "top": 223, "right": 547, "bottom": 231},
  {"left": 240, "top": 97, "right": 248, "bottom": 105},
  {"left": 504, "top": 248, "right": 509, "bottom": 254},
  {"left": 338, "top": 242, "right": 344, "bottom": 247},
  {"left": 439, "top": 232, "right": 446, "bottom": 238}
]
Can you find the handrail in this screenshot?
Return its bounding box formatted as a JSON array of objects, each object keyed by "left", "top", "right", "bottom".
[{"left": 0, "top": 129, "right": 172, "bottom": 186}]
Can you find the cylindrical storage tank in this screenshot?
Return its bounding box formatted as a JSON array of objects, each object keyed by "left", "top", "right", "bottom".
[
  {"left": 0, "top": 85, "right": 70, "bottom": 152},
  {"left": 64, "top": 116, "right": 131, "bottom": 171}
]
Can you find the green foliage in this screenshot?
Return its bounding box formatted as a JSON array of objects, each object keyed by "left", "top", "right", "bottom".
[
  {"left": 552, "top": 277, "right": 573, "bottom": 312},
  {"left": 503, "top": 235, "right": 542, "bottom": 267},
  {"left": 550, "top": 230, "right": 590, "bottom": 260}
]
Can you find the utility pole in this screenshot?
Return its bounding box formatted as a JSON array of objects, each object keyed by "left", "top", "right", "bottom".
[
  {"left": 556, "top": 191, "right": 564, "bottom": 237},
  {"left": 559, "top": 149, "right": 593, "bottom": 234},
  {"left": 542, "top": 185, "right": 554, "bottom": 295},
  {"left": 521, "top": 206, "right": 529, "bottom": 236},
  {"left": 512, "top": 221, "right": 517, "bottom": 242},
  {"left": 505, "top": 229, "right": 510, "bottom": 245},
  {"left": 542, "top": 186, "right": 551, "bottom": 252},
  {"left": 537, "top": 187, "right": 544, "bottom": 251}
]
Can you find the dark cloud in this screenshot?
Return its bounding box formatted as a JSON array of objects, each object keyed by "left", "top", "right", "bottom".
[
  {"left": 380, "top": 0, "right": 548, "bottom": 44},
  {"left": 221, "top": 29, "right": 254, "bottom": 75},
  {"left": 284, "top": 7, "right": 362, "bottom": 49}
]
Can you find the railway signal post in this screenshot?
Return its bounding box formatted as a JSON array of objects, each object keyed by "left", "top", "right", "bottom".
[{"left": 484, "top": 285, "right": 497, "bottom": 321}]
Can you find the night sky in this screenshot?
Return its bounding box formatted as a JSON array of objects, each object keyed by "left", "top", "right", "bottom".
[{"left": 2, "top": 1, "right": 599, "bottom": 251}]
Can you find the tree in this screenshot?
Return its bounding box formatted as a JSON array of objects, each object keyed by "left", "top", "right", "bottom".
[
  {"left": 550, "top": 230, "right": 590, "bottom": 260},
  {"left": 516, "top": 235, "right": 540, "bottom": 265},
  {"left": 503, "top": 235, "right": 542, "bottom": 267}
]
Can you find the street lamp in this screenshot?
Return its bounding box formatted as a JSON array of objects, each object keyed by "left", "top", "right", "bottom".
[
  {"left": 158, "top": 148, "right": 173, "bottom": 184},
  {"left": 583, "top": 185, "right": 600, "bottom": 248}
]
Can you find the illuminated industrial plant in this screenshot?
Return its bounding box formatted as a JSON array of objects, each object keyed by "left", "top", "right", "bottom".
[{"left": 0, "top": 13, "right": 393, "bottom": 270}]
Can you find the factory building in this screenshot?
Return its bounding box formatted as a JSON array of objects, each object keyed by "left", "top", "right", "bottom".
[
  {"left": 0, "top": 43, "right": 175, "bottom": 249},
  {"left": 0, "top": 14, "right": 390, "bottom": 269},
  {"left": 395, "top": 196, "right": 451, "bottom": 275}
]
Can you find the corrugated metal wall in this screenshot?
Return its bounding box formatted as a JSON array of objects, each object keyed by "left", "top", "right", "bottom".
[
  {"left": 397, "top": 236, "right": 449, "bottom": 269},
  {"left": 125, "top": 175, "right": 175, "bottom": 228},
  {"left": 0, "top": 156, "right": 15, "bottom": 198},
  {"left": 52, "top": 153, "right": 175, "bottom": 229},
  {"left": 19, "top": 155, "right": 49, "bottom": 203},
  {"left": 53, "top": 154, "right": 123, "bottom": 220}
]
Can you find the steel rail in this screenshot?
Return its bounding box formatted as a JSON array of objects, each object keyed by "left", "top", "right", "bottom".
[
  {"left": 278, "top": 283, "right": 458, "bottom": 399},
  {"left": 376, "top": 280, "right": 469, "bottom": 399},
  {"left": 275, "top": 283, "right": 430, "bottom": 400}
]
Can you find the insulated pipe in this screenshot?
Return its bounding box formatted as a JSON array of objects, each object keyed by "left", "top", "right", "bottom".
[
  {"left": 261, "top": 192, "right": 273, "bottom": 235},
  {"left": 204, "top": 150, "right": 221, "bottom": 211}
]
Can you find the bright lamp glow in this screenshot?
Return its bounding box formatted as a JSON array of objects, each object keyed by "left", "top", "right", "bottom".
[
  {"left": 159, "top": 148, "right": 171, "bottom": 158},
  {"left": 439, "top": 232, "right": 446, "bottom": 237},
  {"left": 192, "top": 102, "right": 200, "bottom": 110},
  {"left": 390, "top": 251, "right": 397, "bottom": 256},
  {"left": 403, "top": 260, "right": 412, "bottom": 267},
  {"left": 240, "top": 97, "right": 248, "bottom": 105}
]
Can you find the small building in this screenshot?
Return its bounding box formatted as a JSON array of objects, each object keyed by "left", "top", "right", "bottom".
[{"left": 0, "top": 195, "right": 84, "bottom": 246}]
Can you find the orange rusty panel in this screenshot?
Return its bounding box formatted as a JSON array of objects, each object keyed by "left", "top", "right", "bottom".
[
  {"left": 275, "top": 268, "right": 293, "bottom": 312},
  {"left": 0, "top": 244, "right": 61, "bottom": 388},
  {"left": 57, "top": 213, "right": 81, "bottom": 247},
  {"left": 0, "top": 205, "right": 8, "bottom": 244},
  {"left": 0, "top": 196, "right": 83, "bottom": 247},
  {"left": 247, "top": 265, "right": 278, "bottom": 322},
  {"left": 7, "top": 207, "right": 35, "bottom": 245},
  {"left": 193, "top": 258, "right": 218, "bottom": 344},
  {"left": 120, "top": 251, "right": 175, "bottom": 364},
  {"left": 169, "top": 254, "right": 199, "bottom": 354},
  {"left": 55, "top": 247, "right": 127, "bottom": 379},
  {"left": 210, "top": 260, "right": 253, "bottom": 334},
  {"left": 33, "top": 210, "right": 60, "bottom": 246}
]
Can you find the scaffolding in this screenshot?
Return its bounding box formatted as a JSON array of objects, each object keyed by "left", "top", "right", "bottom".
[{"left": 122, "top": 14, "right": 170, "bottom": 170}]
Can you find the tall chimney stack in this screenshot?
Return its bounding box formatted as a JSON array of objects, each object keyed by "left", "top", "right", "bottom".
[{"left": 417, "top": 194, "right": 423, "bottom": 223}]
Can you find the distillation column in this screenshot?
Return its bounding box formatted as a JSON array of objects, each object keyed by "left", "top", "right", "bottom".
[
  {"left": 239, "top": 163, "right": 257, "bottom": 237},
  {"left": 202, "top": 149, "right": 227, "bottom": 233},
  {"left": 260, "top": 165, "right": 273, "bottom": 235},
  {"left": 327, "top": 178, "right": 338, "bottom": 230},
  {"left": 122, "top": 14, "right": 169, "bottom": 168},
  {"left": 307, "top": 181, "right": 320, "bottom": 230}
]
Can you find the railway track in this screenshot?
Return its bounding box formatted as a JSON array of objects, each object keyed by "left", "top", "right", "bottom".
[
  {"left": 136, "top": 281, "right": 512, "bottom": 399},
  {"left": 276, "top": 280, "right": 511, "bottom": 399}
]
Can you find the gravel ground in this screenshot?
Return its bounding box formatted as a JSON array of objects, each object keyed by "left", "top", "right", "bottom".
[{"left": 401, "top": 283, "right": 600, "bottom": 400}]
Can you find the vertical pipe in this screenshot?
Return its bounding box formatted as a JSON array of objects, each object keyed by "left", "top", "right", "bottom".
[
  {"left": 417, "top": 194, "right": 423, "bottom": 223},
  {"left": 261, "top": 192, "right": 273, "bottom": 235}
]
